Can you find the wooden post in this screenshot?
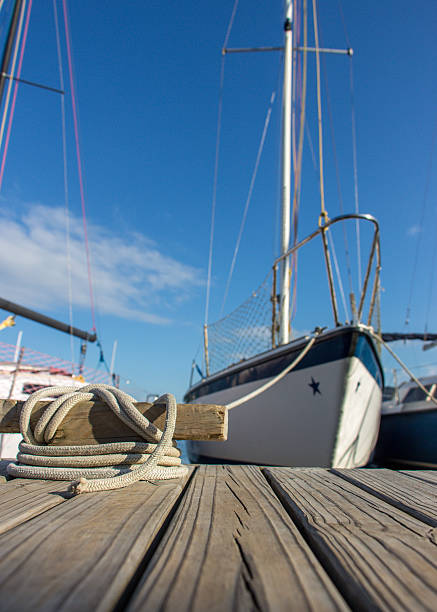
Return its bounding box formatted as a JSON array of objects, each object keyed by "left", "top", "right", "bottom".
[{"left": 0, "top": 398, "right": 228, "bottom": 443}]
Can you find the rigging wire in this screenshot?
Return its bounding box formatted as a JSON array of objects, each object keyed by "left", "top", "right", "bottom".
[
  {"left": 349, "top": 58, "right": 361, "bottom": 290},
  {"left": 424, "top": 217, "right": 437, "bottom": 334},
  {"left": 273, "top": 53, "right": 285, "bottom": 264},
  {"left": 337, "top": 0, "right": 362, "bottom": 291},
  {"left": 311, "top": 0, "right": 327, "bottom": 222},
  {"left": 220, "top": 89, "right": 277, "bottom": 316},
  {"left": 291, "top": 0, "right": 300, "bottom": 173},
  {"left": 318, "top": 26, "right": 354, "bottom": 299},
  {"left": 404, "top": 114, "right": 437, "bottom": 329},
  {"left": 304, "top": 115, "right": 349, "bottom": 322},
  {"left": 53, "top": 0, "right": 74, "bottom": 368},
  {"left": 95, "top": 338, "right": 111, "bottom": 374},
  {"left": 304, "top": 87, "right": 348, "bottom": 323},
  {"left": 0, "top": 0, "right": 25, "bottom": 156},
  {"left": 305, "top": 118, "right": 317, "bottom": 169},
  {"left": 62, "top": 0, "right": 96, "bottom": 333},
  {"left": 0, "top": 0, "right": 31, "bottom": 190},
  {"left": 204, "top": 0, "right": 239, "bottom": 328},
  {"left": 289, "top": 0, "right": 307, "bottom": 325},
  {"left": 327, "top": 230, "right": 348, "bottom": 322}
]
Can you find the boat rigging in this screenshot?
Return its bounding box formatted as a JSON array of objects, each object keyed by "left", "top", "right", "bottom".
[{"left": 185, "top": 0, "right": 385, "bottom": 469}]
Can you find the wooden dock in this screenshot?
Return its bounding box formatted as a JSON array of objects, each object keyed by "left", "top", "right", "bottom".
[{"left": 1, "top": 462, "right": 436, "bottom": 611}]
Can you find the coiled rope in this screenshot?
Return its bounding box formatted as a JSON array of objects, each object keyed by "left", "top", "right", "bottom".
[{"left": 7, "top": 384, "right": 188, "bottom": 494}]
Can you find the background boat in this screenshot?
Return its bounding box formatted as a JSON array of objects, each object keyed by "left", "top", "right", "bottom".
[
  {"left": 373, "top": 374, "right": 437, "bottom": 468},
  {"left": 0, "top": 339, "right": 111, "bottom": 458}
]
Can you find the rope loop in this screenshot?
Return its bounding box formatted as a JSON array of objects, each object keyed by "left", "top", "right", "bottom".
[{"left": 7, "top": 384, "right": 188, "bottom": 494}]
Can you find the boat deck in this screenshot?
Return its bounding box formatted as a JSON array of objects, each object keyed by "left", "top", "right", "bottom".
[{"left": 1, "top": 461, "right": 436, "bottom": 611}]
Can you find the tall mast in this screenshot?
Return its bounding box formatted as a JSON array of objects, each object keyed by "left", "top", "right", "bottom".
[
  {"left": 0, "top": 0, "right": 24, "bottom": 109},
  {"left": 279, "top": 0, "right": 293, "bottom": 345}
]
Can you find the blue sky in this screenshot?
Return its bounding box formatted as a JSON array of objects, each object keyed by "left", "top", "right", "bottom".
[{"left": 0, "top": 0, "right": 436, "bottom": 399}]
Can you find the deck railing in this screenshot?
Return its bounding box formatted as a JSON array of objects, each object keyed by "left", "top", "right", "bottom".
[{"left": 203, "top": 214, "right": 381, "bottom": 377}]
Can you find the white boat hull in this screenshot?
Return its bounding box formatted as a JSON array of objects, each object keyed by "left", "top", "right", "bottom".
[
  {"left": 0, "top": 365, "right": 87, "bottom": 459},
  {"left": 186, "top": 329, "right": 382, "bottom": 468}
]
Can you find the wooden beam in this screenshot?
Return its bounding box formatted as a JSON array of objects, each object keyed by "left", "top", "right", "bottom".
[{"left": 0, "top": 399, "right": 227, "bottom": 444}]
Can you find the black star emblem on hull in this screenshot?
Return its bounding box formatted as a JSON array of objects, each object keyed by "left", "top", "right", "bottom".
[{"left": 308, "top": 377, "right": 321, "bottom": 395}]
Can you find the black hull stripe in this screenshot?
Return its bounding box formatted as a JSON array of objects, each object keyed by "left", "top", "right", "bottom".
[{"left": 185, "top": 329, "right": 383, "bottom": 402}]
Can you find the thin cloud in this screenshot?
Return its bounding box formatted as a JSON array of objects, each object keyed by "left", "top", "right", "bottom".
[
  {"left": 0, "top": 204, "right": 203, "bottom": 324},
  {"left": 407, "top": 225, "right": 421, "bottom": 236}
]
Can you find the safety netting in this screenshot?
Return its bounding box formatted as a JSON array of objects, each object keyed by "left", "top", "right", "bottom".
[
  {"left": 206, "top": 272, "right": 275, "bottom": 375},
  {"left": 0, "top": 341, "right": 111, "bottom": 387}
]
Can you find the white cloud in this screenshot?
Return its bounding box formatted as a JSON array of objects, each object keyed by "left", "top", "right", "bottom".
[
  {"left": 0, "top": 204, "right": 203, "bottom": 324},
  {"left": 407, "top": 225, "right": 421, "bottom": 236}
]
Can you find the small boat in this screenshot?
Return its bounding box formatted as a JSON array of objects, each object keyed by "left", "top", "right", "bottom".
[
  {"left": 184, "top": 1, "right": 384, "bottom": 468},
  {"left": 0, "top": 340, "right": 111, "bottom": 458},
  {"left": 373, "top": 375, "right": 437, "bottom": 468}
]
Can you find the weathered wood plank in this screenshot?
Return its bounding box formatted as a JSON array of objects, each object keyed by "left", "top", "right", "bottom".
[
  {"left": 0, "top": 399, "right": 228, "bottom": 442},
  {"left": 333, "top": 468, "right": 437, "bottom": 526},
  {"left": 400, "top": 470, "right": 437, "bottom": 486},
  {"left": 0, "top": 478, "right": 69, "bottom": 535},
  {"left": 265, "top": 467, "right": 437, "bottom": 611},
  {"left": 0, "top": 469, "right": 192, "bottom": 612},
  {"left": 127, "top": 465, "right": 348, "bottom": 612}
]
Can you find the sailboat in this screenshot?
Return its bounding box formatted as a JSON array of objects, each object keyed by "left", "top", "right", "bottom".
[{"left": 184, "top": 1, "right": 384, "bottom": 468}]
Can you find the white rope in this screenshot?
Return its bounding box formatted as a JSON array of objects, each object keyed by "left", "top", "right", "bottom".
[
  {"left": 7, "top": 384, "right": 188, "bottom": 494},
  {"left": 227, "top": 330, "right": 319, "bottom": 409}
]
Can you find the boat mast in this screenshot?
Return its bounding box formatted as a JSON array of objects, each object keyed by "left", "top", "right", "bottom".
[
  {"left": 0, "top": 0, "right": 24, "bottom": 109},
  {"left": 279, "top": 1, "right": 293, "bottom": 345}
]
